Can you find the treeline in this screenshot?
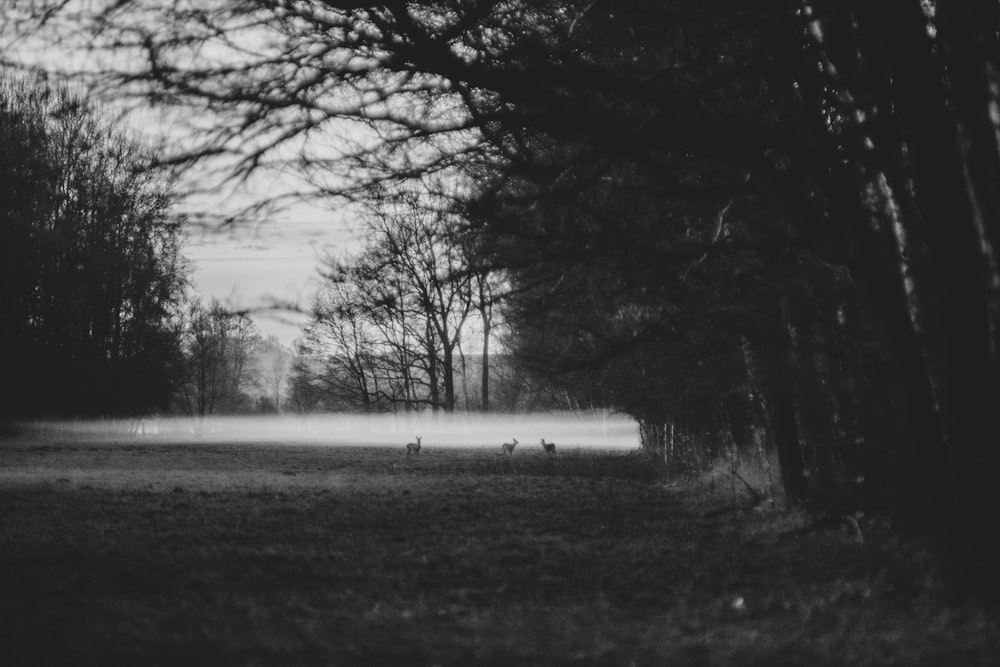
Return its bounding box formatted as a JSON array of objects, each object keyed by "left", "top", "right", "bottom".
[
  {"left": 288, "top": 195, "right": 577, "bottom": 414},
  {"left": 468, "top": 1, "right": 1000, "bottom": 586},
  {"left": 289, "top": 350, "right": 577, "bottom": 414},
  {"left": 173, "top": 300, "right": 295, "bottom": 417},
  {"left": 0, "top": 74, "right": 185, "bottom": 420},
  {"left": 0, "top": 74, "right": 296, "bottom": 421},
  {"left": 12, "top": 1, "right": 1000, "bottom": 587},
  {"left": 0, "top": 73, "right": 557, "bottom": 419}
]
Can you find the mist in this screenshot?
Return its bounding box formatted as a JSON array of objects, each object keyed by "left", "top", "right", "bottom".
[{"left": 15, "top": 410, "right": 639, "bottom": 450}]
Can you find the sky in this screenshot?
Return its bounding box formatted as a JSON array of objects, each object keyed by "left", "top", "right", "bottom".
[
  {"left": 183, "top": 206, "right": 362, "bottom": 349},
  {"left": 145, "top": 103, "right": 365, "bottom": 350}
]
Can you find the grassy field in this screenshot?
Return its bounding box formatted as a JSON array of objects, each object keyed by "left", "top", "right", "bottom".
[{"left": 1, "top": 436, "right": 997, "bottom": 665}]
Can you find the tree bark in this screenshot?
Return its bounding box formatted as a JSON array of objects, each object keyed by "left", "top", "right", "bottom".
[
  {"left": 762, "top": 301, "right": 809, "bottom": 504},
  {"left": 478, "top": 272, "right": 493, "bottom": 413}
]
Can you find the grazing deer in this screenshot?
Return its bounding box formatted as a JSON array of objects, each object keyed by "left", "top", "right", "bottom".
[
  {"left": 540, "top": 438, "right": 556, "bottom": 455},
  {"left": 406, "top": 436, "right": 422, "bottom": 456},
  {"left": 502, "top": 438, "right": 518, "bottom": 455}
]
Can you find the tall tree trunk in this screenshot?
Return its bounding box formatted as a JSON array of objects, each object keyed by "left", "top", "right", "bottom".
[
  {"left": 425, "top": 321, "right": 440, "bottom": 411},
  {"left": 481, "top": 306, "right": 491, "bottom": 412},
  {"left": 762, "top": 301, "right": 809, "bottom": 504},
  {"left": 871, "top": 2, "right": 1000, "bottom": 571},
  {"left": 442, "top": 342, "right": 455, "bottom": 412},
  {"left": 934, "top": 1, "right": 1000, "bottom": 575}
]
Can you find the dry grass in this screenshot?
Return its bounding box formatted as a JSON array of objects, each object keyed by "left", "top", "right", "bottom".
[{"left": 0, "top": 436, "right": 997, "bottom": 665}]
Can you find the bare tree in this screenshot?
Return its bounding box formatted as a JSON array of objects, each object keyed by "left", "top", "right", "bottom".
[
  {"left": 304, "top": 193, "right": 481, "bottom": 412},
  {"left": 363, "top": 194, "right": 475, "bottom": 411},
  {"left": 299, "top": 276, "right": 395, "bottom": 411},
  {"left": 254, "top": 335, "right": 293, "bottom": 412},
  {"left": 4, "top": 2, "right": 540, "bottom": 216},
  {"left": 177, "top": 299, "right": 261, "bottom": 417}
]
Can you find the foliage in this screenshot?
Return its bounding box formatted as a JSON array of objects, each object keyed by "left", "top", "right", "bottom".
[{"left": 0, "top": 73, "right": 187, "bottom": 419}]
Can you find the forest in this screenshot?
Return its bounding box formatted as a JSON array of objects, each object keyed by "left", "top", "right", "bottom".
[{"left": 3, "top": 1, "right": 1000, "bottom": 596}]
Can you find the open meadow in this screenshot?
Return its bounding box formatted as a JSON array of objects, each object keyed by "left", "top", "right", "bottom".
[{"left": 1, "top": 426, "right": 998, "bottom": 665}]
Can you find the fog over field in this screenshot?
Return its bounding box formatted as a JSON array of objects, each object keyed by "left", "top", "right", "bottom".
[{"left": 16, "top": 410, "right": 639, "bottom": 450}]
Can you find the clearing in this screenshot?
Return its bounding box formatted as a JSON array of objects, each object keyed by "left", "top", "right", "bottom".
[{"left": 0, "top": 436, "right": 997, "bottom": 665}]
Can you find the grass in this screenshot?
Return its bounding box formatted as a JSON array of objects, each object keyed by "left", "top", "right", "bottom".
[{"left": 0, "top": 437, "right": 997, "bottom": 665}]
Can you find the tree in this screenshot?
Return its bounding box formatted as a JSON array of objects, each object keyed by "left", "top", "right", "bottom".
[
  {"left": 253, "top": 335, "right": 294, "bottom": 412},
  {"left": 175, "top": 299, "right": 261, "bottom": 417},
  {"left": 298, "top": 275, "right": 398, "bottom": 411},
  {"left": 300, "top": 192, "right": 487, "bottom": 412},
  {"left": 775, "top": 0, "right": 1000, "bottom": 579},
  {"left": 365, "top": 192, "right": 477, "bottom": 411},
  {"left": 0, "top": 73, "right": 187, "bottom": 420},
  {"left": 470, "top": 268, "right": 500, "bottom": 412},
  {"left": 286, "top": 350, "right": 332, "bottom": 413}
]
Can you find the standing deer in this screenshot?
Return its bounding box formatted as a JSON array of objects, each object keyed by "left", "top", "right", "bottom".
[
  {"left": 502, "top": 438, "right": 518, "bottom": 455},
  {"left": 406, "top": 436, "right": 422, "bottom": 456},
  {"left": 540, "top": 438, "right": 556, "bottom": 455}
]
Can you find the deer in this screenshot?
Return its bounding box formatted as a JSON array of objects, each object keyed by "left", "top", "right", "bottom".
[
  {"left": 540, "top": 438, "right": 556, "bottom": 455},
  {"left": 406, "top": 436, "right": 422, "bottom": 456},
  {"left": 501, "top": 438, "right": 518, "bottom": 455}
]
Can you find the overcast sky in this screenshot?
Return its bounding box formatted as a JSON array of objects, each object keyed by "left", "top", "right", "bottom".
[
  {"left": 184, "top": 206, "right": 361, "bottom": 348},
  {"left": 145, "top": 104, "right": 364, "bottom": 349},
  {"left": 127, "top": 100, "right": 363, "bottom": 349}
]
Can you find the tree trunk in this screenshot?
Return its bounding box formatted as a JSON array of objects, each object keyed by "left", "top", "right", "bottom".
[
  {"left": 442, "top": 343, "right": 455, "bottom": 413},
  {"left": 481, "top": 311, "right": 491, "bottom": 412},
  {"left": 933, "top": 1, "right": 1000, "bottom": 576},
  {"left": 761, "top": 302, "right": 809, "bottom": 504},
  {"left": 425, "top": 321, "right": 440, "bottom": 411},
  {"left": 870, "top": 2, "right": 1000, "bottom": 571}
]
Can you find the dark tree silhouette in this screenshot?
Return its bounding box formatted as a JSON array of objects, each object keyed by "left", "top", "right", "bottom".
[{"left": 0, "top": 74, "right": 187, "bottom": 420}]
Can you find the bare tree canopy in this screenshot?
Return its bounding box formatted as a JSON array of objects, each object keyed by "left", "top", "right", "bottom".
[
  {"left": 5, "top": 1, "right": 568, "bottom": 205},
  {"left": 4, "top": 1, "right": 761, "bottom": 215}
]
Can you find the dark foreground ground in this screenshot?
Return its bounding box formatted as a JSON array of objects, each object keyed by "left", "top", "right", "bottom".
[{"left": 0, "top": 437, "right": 997, "bottom": 666}]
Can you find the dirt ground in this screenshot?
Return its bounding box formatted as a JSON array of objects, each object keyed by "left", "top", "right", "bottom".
[{"left": 0, "top": 437, "right": 997, "bottom": 665}]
